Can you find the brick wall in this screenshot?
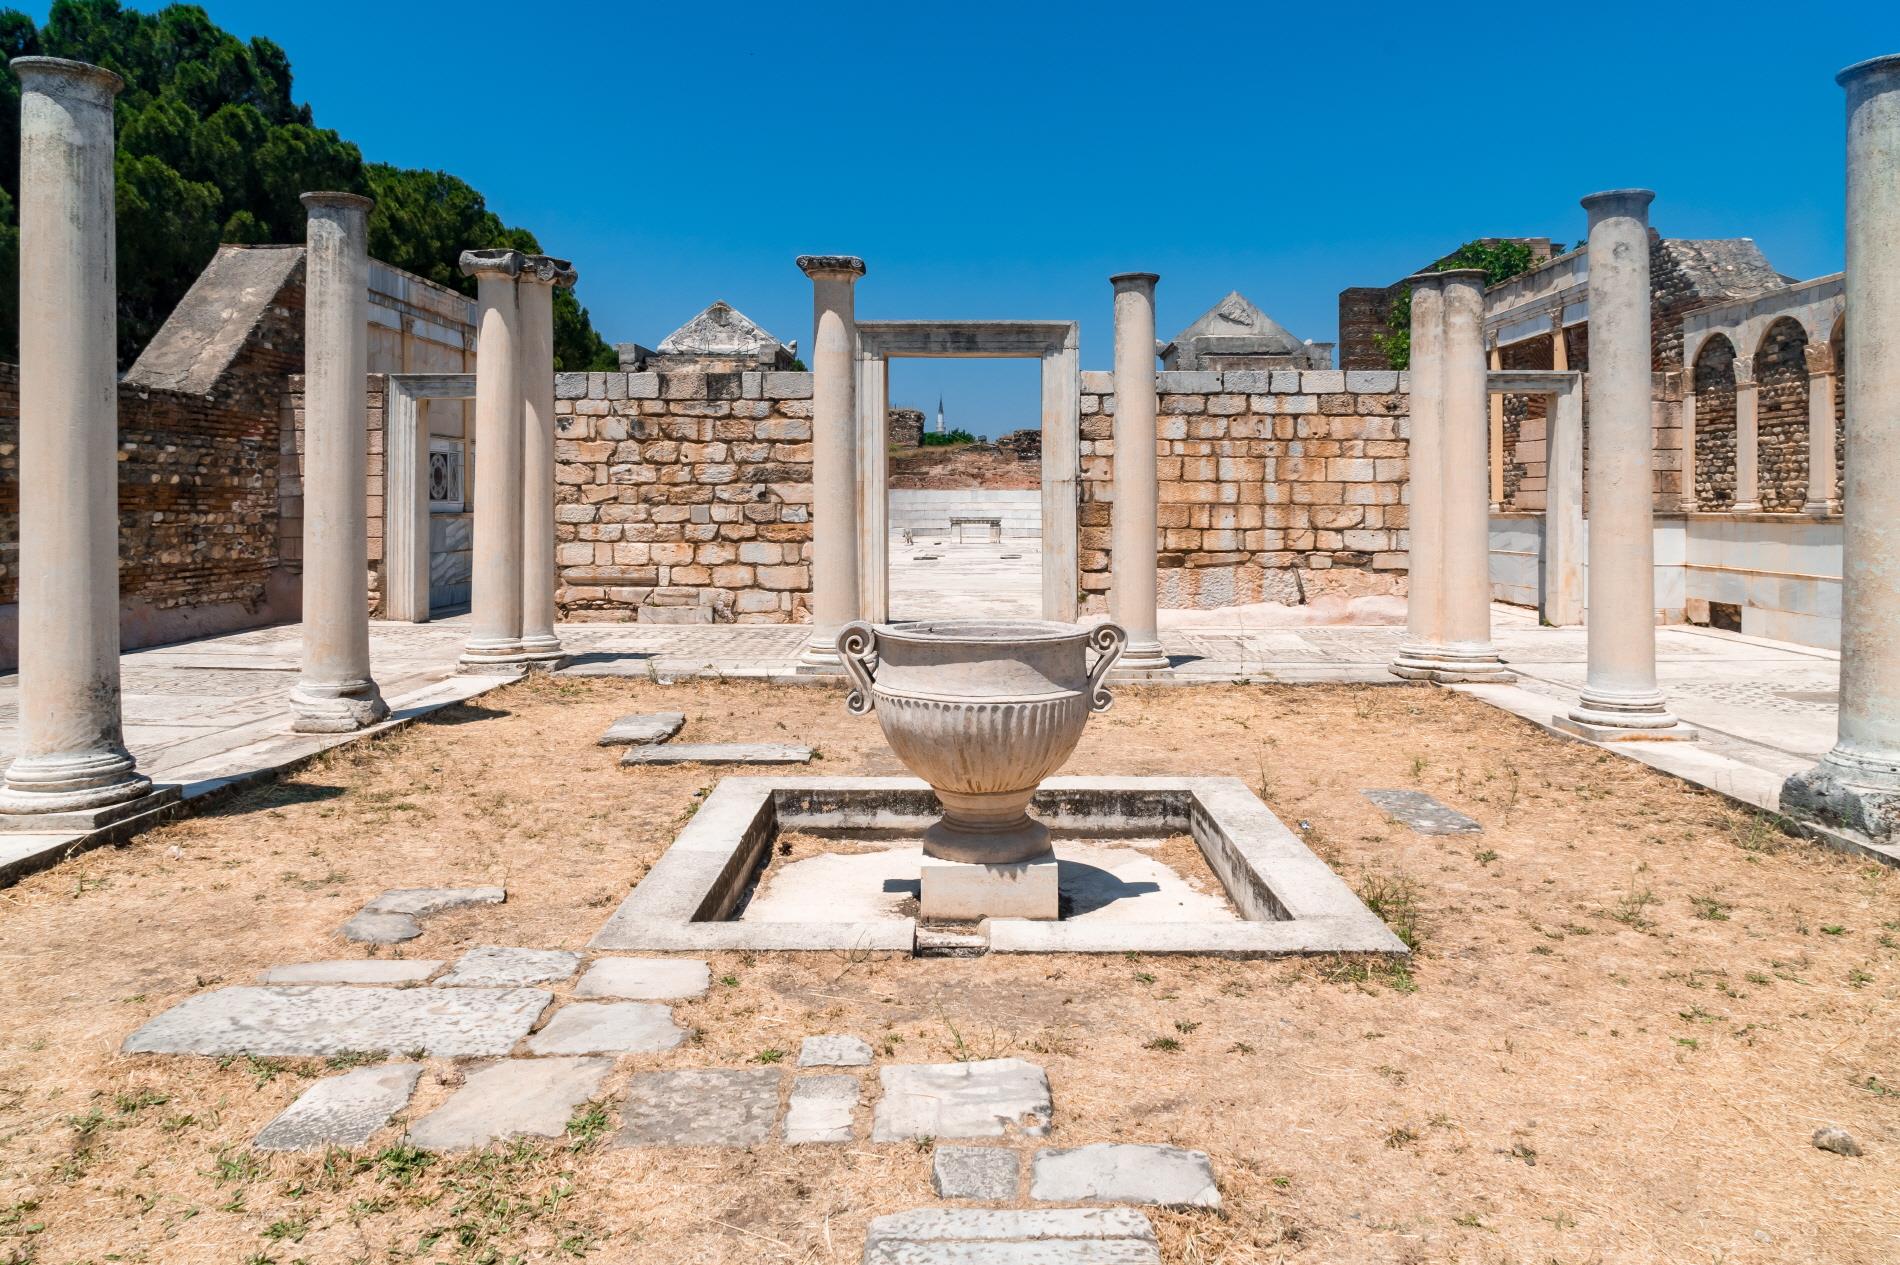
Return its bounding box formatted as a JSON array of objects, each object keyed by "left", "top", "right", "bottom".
[
  {"left": 1077, "top": 369, "right": 1409, "bottom": 610},
  {"left": 552, "top": 370, "right": 814, "bottom": 623},
  {"left": 281, "top": 374, "right": 386, "bottom": 614}
]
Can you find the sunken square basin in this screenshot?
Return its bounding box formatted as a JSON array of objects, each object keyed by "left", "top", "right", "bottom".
[{"left": 589, "top": 777, "right": 1407, "bottom": 957}]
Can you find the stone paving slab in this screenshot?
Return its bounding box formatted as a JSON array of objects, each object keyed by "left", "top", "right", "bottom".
[
  {"left": 408, "top": 1057, "right": 613, "bottom": 1152},
  {"left": 122, "top": 986, "right": 551, "bottom": 1057},
  {"left": 784, "top": 1074, "right": 858, "bottom": 1143},
  {"left": 252, "top": 1063, "right": 421, "bottom": 1151},
  {"left": 437, "top": 947, "right": 581, "bottom": 987},
  {"left": 932, "top": 1145, "right": 1021, "bottom": 1200},
  {"left": 798, "top": 1034, "right": 873, "bottom": 1067},
  {"left": 1030, "top": 1143, "right": 1221, "bottom": 1208},
  {"left": 1361, "top": 789, "right": 1483, "bottom": 835},
  {"left": 598, "top": 712, "right": 686, "bottom": 746},
  {"left": 258, "top": 960, "right": 442, "bottom": 985},
  {"left": 339, "top": 911, "right": 421, "bottom": 943},
  {"left": 574, "top": 957, "right": 710, "bottom": 1000},
  {"left": 614, "top": 1068, "right": 780, "bottom": 1147},
  {"left": 525, "top": 1002, "right": 687, "bottom": 1055},
  {"left": 618, "top": 743, "right": 812, "bottom": 767},
  {"left": 873, "top": 1059, "right": 1052, "bottom": 1142},
  {"left": 365, "top": 886, "right": 506, "bottom": 916},
  {"left": 863, "top": 1208, "right": 1160, "bottom": 1265}
]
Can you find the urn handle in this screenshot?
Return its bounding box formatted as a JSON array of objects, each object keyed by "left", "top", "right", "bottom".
[
  {"left": 837, "top": 621, "right": 878, "bottom": 716},
  {"left": 1086, "top": 622, "right": 1127, "bottom": 713}
]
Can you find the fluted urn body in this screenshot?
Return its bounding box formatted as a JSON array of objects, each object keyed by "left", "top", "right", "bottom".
[{"left": 839, "top": 619, "right": 1126, "bottom": 863}]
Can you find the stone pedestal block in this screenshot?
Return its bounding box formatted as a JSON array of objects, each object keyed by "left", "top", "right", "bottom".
[{"left": 920, "top": 853, "right": 1059, "bottom": 922}]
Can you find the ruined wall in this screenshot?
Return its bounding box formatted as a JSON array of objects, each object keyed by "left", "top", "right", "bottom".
[
  {"left": 1693, "top": 339, "right": 1738, "bottom": 509},
  {"left": 1077, "top": 369, "right": 1409, "bottom": 610},
  {"left": 551, "top": 370, "right": 813, "bottom": 623},
  {"left": 1754, "top": 320, "right": 1809, "bottom": 512}
]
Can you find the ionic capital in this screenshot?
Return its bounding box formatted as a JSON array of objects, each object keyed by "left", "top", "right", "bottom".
[
  {"left": 460, "top": 248, "right": 525, "bottom": 281},
  {"left": 519, "top": 254, "right": 577, "bottom": 288},
  {"left": 1804, "top": 342, "right": 1836, "bottom": 376},
  {"left": 1732, "top": 359, "right": 1757, "bottom": 388},
  {"left": 797, "top": 254, "right": 866, "bottom": 279}
]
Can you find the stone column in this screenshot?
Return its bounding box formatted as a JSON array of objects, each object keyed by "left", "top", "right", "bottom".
[
  {"left": 1803, "top": 341, "right": 1841, "bottom": 516},
  {"left": 1110, "top": 272, "right": 1169, "bottom": 675},
  {"left": 1681, "top": 376, "right": 1699, "bottom": 512},
  {"left": 796, "top": 255, "right": 864, "bottom": 669},
  {"left": 1548, "top": 309, "right": 1570, "bottom": 372},
  {"left": 0, "top": 57, "right": 159, "bottom": 821},
  {"left": 1486, "top": 333, "right": 1504, "bottom": 511},
  {"left": 1435, "top": 270, "right": 1513, "bottom": 681},
  {"left": 458, "top": 249, "right": 528, "bottom": 673},
  {"left": 1782, "top": 55, "right": 1900, "bottom": 840},
  {"left": 515, "top": 254, "right": 575, "bottom": 668},
  {"left": 1391, "top": 273, "right": 1447, "bottom": 679},
  {"left": 290, "top": 193, "right": 388, "bottom": 733},
  {"left": 1732, "top": 357, "right": 1761, "bottom": 512},
  {"left": 1556, "top": 190, "right": 1692, "bottom": 740}
]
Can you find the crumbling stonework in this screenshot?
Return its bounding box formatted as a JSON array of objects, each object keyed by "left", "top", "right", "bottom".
[
  {"left": 887, "top": 407, "right": 924, "bottom": 447},
  {"left": 1693, "top": 337, "right": 1739, "bottom": 509},
  {"left": 550, "top": 370, "right": 814, "bottom": 623},
  {"left": 1077, "top": 369, "right": 1410, "bottom": 610},
  {"left": 1753, "top": 318, "right": 1809, "bottom": 512}
]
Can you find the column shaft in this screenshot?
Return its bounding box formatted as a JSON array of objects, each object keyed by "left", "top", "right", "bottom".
[
  {"left": 797, "top": 255, "right": 864, "bottom": 668},
  {"left": 516, "top": 256, "right": 575, "bottom": 666},
  {"left": 1391, "top": 274, "right": 1446, "bottom": 678},
  {"left": 0, "top": 58, "right": 153, "bottom": 816},
  {"left": 458, "top": 250, "right": 527, "bottom": 672},
  {"left": 1782, "top": 55, "right": 1900, "bottom": 838},
  {"left": 1558, "top": 189, "right": 1690, "bottom": 739},
  {"left": 1486, "top": 336, "right": 1504, "bottom": 511},
  {"left": 1733, "top": 363, "right": 1761, "bottom": 511},
  {"left": 291, "top": 193, "right": 387, "bottom": 732},
  {"left": 1110, "top": 272, "right": 1168, "bottom": 674},
  {"left": 1680, "top": 386, "right": 1699, "bottom": 511},
  {"left": 1436, "top": 271, "right": 1512, "bottom": 680},
  {"left": 1803, "top": 344, "right": 1840, "bottom": 515}
]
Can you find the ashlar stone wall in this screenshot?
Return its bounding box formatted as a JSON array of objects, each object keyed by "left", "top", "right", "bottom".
[
  {"left": 551, "top": 369, "right": 814, "bottom": 623},
  {"left": 1078, "top": 369, "right": 1410, "bottom": 610}
]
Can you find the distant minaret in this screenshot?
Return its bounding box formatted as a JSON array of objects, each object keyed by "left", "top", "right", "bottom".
[{"left": 935, "top": 394, "right": 945, "bottom": 434}]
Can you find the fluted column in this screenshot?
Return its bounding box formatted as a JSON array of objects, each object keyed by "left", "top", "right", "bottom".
[
  {"left": 0, "top": 58, "right": 156, "bottom": 820},
  {"left": 1732, "top": 358, "right": 1761, "bottom": 512},
  {"left": 797, "top": 255, "right": 864, "bottom": 669},
  {"left": 1803, "top": 341, "right": 1841, "bottom": 516},
  {"left": 1391, "top": 273, "right": 1447, "bottom": 679},
  {"left": 458, "top": 249, "right": 528, "bottom": 673},
  {"left": 516, "top": 254, "right": 575, "bottom": 668},
  {"left": 1782, "top": 54, "right": 1900, "bottom": 840},
  {"left": 1556, "top": 190, "right": 1692, "bottom": 740},
  {"left": 1436, "top": 270, "right": 1513, "bottom": 681},
  {"left": 1110, "top": 272, "right": 1169, "bottom": 675},
  {"left": 291, "top": 193, "right": 387, "bottom": 732}
]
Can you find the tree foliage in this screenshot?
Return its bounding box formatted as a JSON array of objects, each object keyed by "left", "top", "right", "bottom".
[
  {"left": 1372, "top": 239, "right": 1547, "bottom": 371},
  {"left": 0, "top": 0, "right": 616, "bottom": 369}
]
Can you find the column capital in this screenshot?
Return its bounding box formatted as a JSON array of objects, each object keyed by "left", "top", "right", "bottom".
[
  {"left": 1732, "top": 358, "right": 1758, "bottom": 388},
  {"left": 10, "top": 55, "right": 123, "bottom": 102},
  {"left": 797, "top": 254, "right": 865, "bottom": 279},
  {"left": 1403, "top": 270, "right": 1447, "bottom": 289},
  {"left": 1436, "top": 268, "right": 1487, "bottom": 292},
  {"left": 300, "top": 191, "right": 372, "bottom": 216},
  {"left": 1110, "top": 271, "right": 1159, "bottom": 290},
  {"left": 518, "top": 254, "right": 577, "bottom": 288},
  {"left": 1581, "top": 188, "right": 1656, "bottom": 221},
  {"left": 1804, "top": 342, "right": 1837, "bottom": 376},
  {"left": 1837, "top": 53, "right": 1900, "bottom": 90},
  {"left": 460, "top": 248, "right": 525, "bottom": 281}
]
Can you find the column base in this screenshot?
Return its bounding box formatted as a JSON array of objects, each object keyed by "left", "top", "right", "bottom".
[
  {"left": 1553, "top": 688, "right": 1697, "bottom": 742},
  {"left": 798, "top": 632, "right": 845, "bottom": 674},
  {"left": 1390, "top": 643, "right": 1516, "bottom": 684},
  {"left": 1781, "top": 748, "right": 1900, "bottom": 841},
  {"left": 920, "top": 851, "right": 1060, "bottom": 922},
  {"left": 518, "top": 635, "right": 567, "bottom": 672},
  {"left": 0, "top": 781, "right": 179, "bottom": 832},
  {"left": 1110, "top": 637, "right": 1172, "bottom": 679},
  {"left": 290, "top": 679, "right": 390, "bottom": 734},
  {"left": 1731, "top": 501, "right": 1762, "bottom": 514},
  {"left": 0, "top": 748, "right": 156, "bottom": 816},
  {"left": 1802, "top": 500, "right": 1842, "bottom": 518},
  {"left": 458, "top": 640, "right": 531, "bottom": 676}
]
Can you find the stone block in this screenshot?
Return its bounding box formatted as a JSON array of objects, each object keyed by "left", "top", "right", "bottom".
[
  {"left": 921, "top": 855, "right": 1059, "bottom": 921},
  {"left": 862, "top": 1209, "right": 1159, "bottom": 1265},
  {"left": 1302, "top": 370, "right": 1346, "bottom": 393},
  {"left": 1029, "top": 1143, "right": 1221, "bottom": 1209},
  {"left": 364, "top": 887, "right": 505, "bottom": 918},
  {"left": 785, "top": 1074, "right": 859, "bottom": 1143},
  {"left": 253, "top": 1063, "right": 421, "bottom": 1152},
  {"left": 1346, "top": 370, "right": 1399, "bottom": 393},
  {"left": 575, "top": 958, "right": 711, "bottom": 1000},
  {"left": 526, "top": 1001, "right": 687, "bottom": 1055},
  {"left": 258, "top": 960, "right": 442, "bottom": 985},
  {"left": 122, "top": 986, "right": 550, "bottom": 1058},
  {"left": 1079, "top": 371, "right": 1114, "bottom": 393},
  {"left": 1270, "top": 371, "right": 1302, "bottom": 392},
  {"left": 619, "top": 743, "right": 812, "bottom": 767},
  {"left": 597, "top": 713, "right": 686, "bottom": 746},
  {"left": 437, "top": 947, "right": 581, "bottom": 987},
  {"left": 625, "top": 372, "right": 661, "bottom": 400},
  {"left": 932, "top": 1146, "right": 1021, "bottom": 1201},
  {"left": 798, "top": 1034, "right": 873, "bottom": 1067},
  {"left": 555, "top": 372, "right": 588, "bottom": 399},
  {"left": 339, "top": 911, "right": 420, "bottom": 943},
  {"left": 1157, "top": 370, "right": 1220, "bottom": 393},
  {"left": 764, "top": 371, "right": 813, "bottom": 399},
  {"left": 409, "top": 1057, "right": 613, "bottom": 1152},
  {"left": 1361, "top": 789, "right": 1483, "bottom": 835},
  {"left": 872, "top": 1059, "right": 1052, "bottom": 1141},
  {"left": 1221, "top": 370, "right": 1271, "bottom": 393},
  {"left": 614, "top": 1068, "right": 780, "bottom": 1147}
]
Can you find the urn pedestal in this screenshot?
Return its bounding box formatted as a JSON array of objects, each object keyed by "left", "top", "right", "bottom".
[{"left": 839, "top": 619, "right": 1125, "bottom": 921}]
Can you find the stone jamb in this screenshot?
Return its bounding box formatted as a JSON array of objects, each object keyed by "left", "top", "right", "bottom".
[{"left": 384, "top": 373, "right": 475, "bottom": 622}]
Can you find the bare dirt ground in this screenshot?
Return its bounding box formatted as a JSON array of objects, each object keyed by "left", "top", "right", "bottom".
[
  {"left": 2, "top": 676, "right": 1896, "bottom": 1264},
  {"left": 888, "top": 443, "right": 1039, "bottom": 490}
]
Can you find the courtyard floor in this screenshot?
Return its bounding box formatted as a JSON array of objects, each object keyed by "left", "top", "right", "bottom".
[{"left": 0, "top": 676, "right": 1893, "bottom": 1263}]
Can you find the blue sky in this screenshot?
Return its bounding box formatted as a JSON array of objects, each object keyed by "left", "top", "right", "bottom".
[{"left": 33, "top": 0, "right": 1898, "bottom": 434}]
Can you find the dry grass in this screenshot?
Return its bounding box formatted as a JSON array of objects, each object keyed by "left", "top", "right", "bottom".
[{"left": 1, "top": 676, "right": 1896, "bottom": 1264}]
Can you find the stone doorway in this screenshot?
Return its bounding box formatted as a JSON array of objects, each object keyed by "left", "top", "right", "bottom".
[{"left": 855, "top": 321, "right": 1079, "bottom": 623}]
